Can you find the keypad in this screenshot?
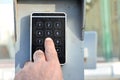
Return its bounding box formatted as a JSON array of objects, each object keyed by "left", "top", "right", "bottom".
[{"left": 31, "top": 13, "right": 66, "bottom": 64}]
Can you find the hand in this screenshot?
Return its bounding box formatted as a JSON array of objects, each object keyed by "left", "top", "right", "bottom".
[{"left": 14, "top": 38, "right": 63, "bottom": 80}]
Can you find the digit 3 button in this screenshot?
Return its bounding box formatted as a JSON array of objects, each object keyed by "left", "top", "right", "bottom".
[{"left": 54, "top": 21, "right": 61, "bottom": 29}]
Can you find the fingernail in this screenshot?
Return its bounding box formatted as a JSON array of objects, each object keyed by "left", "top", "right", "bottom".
[
  {"left": 34, "top": 50, "right": 43, "bottom": 61},
  {"left": 45, "top": 37, "right": 52, "bottom": 41},
  {"left": 35, "top": 50, "right": 43, "bottom": 57}
]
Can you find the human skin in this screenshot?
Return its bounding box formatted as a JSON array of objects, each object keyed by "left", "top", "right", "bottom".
[{"left": 14, "top": 38, "right": 63, "bottom": 80}]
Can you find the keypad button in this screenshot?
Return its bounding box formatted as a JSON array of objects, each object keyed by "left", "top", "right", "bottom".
[
  {"left": 55, "top": 39, "right": 61, "bottom": 45},
  {"left": 36, "top": 47, "right": 43, "bottom": 51},
  {"left": 45, "top": 21, "right": 52, "bottom": 29},
  {"left": 36, "top": 30, "right": 43, "bottom": 37},
  {"left": 36, "top": 39, "right": 43, "bottom": 45},
  {"left": 54, "top": 30, "right": 61, "bottom": 37},
  {"left": 58, "top": 53, "right": 63, "bottom": 58},
  {"left": 54, "top": 21, "right": 61, "bottom": 29},
  {"left": 45, "top": 30, "right": 52, "bottom": 36},
  {"left": 36, "top": 21, "right": 43, "bottom": 28},
  {"left": 56, "top": 47, "right": 61, "bottom": 53},
  {"left": 58, "top": 52, "right": 64, "bottom": 59}
]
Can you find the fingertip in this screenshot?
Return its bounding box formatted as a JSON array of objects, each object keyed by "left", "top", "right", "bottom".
[
  {"left": 33, "top": 50, "right": 45, "bottom": 62},
  {"left": 44, "top": 37, "right": 58, "bottom": 61},
  {"left": 45, "top": 37, "right": 53, "bottom": 41},
  {"left": 45, "top": 37, "right": 55, "bottom": 51}
]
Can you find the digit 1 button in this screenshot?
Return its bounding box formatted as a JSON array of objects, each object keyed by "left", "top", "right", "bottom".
[{"left": 36, "top": 21, "right": 43, "bottom": 29}]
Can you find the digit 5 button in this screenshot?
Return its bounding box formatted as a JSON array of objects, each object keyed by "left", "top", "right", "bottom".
[{"left": 45, "top": 30, "right": 52, "bottom": 36}]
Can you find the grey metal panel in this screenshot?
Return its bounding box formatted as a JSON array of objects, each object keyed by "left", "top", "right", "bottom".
[
  {"left": 84, "top": 31, "right": 97, "bottom": 69},
  {"left": 15, "top": 0, "right": 85, "bottom": 80}
]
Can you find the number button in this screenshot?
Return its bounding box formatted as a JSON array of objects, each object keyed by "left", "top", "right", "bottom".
[
  {"left": 36, "top": 47, "right": 43, "bottom": 51},
  {"left": 36, "top": 21, "right": 43, "bottom": 29},
  {"left": 55, "top": 39, "right": 61, "bottom": 45},
  {"left": 56, "top": 47, "right": 61, "bottom": 53},
  {"left": 54, "top": 21, "right": 61, "bottom": 29},
  {"left": 45, "top": 30, "right": 52, "bottom": 36},
  {"left": 54, "top": 30, "right": 61, "bottom": 37},
  {"left": 36, "top": 39, "right": 43, "bottom": 45},
  {"left": 45, "top": 21, "right": 52, "bottom": 29},
  {"left": 36, "top": 30, "right": 43, "bottom": 37}
]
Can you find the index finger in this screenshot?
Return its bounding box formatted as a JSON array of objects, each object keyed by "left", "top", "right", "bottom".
[{"left": 44, "top": 38, "right": 58, "bottom": 61}]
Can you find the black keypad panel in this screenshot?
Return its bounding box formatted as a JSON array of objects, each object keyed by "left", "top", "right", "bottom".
[{"left": 31, "top": 13, "right": 66, "bottom": 64}]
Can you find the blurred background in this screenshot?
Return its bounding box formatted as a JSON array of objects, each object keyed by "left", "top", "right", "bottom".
[
  {"left": 0, "top": 0, "right": 15, "bottom": 80},
  {"left": 0, "top": 0, "right": 120, "bottom": 80},
  {"left": 86, "top": 0, "right": 119, "bottom": 62},
  {"left": 85, "top": 0, "right": 120, "bottom": 80}
]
